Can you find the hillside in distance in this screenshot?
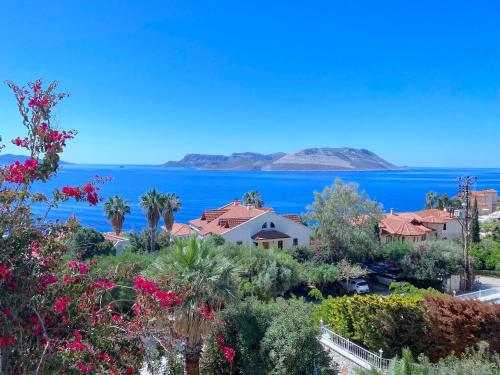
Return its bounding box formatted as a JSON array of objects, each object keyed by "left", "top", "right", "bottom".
[
  {"left": 0, "top": 154, "right": 72, "bottom": 165},
  {"left": 163, "top": 148, "right": 405, "bottom": 171}
]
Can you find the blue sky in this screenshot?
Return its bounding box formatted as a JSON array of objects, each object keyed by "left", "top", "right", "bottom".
[{"left": 0, "top": 1, "right": 499, "bottom": 167}]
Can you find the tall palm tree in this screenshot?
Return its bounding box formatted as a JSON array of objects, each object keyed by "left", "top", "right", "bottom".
[
  {"left": 242, "top": 190, "right": 264, "bottom": 208},
  {"left": 147, "top": 238, "right": 238, "bottom": 375},
  {"left": 160, "top": 192, "right": 181, "bottom": 241},
  {"left": 103, "top": 195, "right": 131, "bottom": 235},
  {"left": 140, "top": 188, "right": 162, "bottom": 251},
  {"left": 425, "top": 191, "right": 438, "bottom": 209}
]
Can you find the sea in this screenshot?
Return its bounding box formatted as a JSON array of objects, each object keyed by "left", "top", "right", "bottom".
[{"left": 29, "top": 165, "right": 500, "bottom": 233}]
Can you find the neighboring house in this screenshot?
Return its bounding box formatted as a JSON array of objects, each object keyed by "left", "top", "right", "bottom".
[
  {"left": 189, "top": 199, "right": 311, "bottom": 249},
  {"left": 168, "top": 223, "right": 197, "bottom": 239},
  {"left": 102, "top": 233, "right": 130, "bottom": 255},
  {"left": 379, "top": 208, "right": 462, "bottom": 244},
  {"left": 471, "top": 189, "right": 498, "bottom": 216}
]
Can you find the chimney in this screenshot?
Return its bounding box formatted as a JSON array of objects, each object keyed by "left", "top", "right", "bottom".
[
  {"left": 390, "top": 208, "right": 395, "bottom": 215},
  {"left": 233, "top": 198, "right": 240, "bottom": 206}
]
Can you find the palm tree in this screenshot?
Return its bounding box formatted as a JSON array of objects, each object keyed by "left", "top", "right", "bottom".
[
  {"left": 425, "top": 191, "right": 438, "bottom": 209},
  {"left": 147, "top": 238, "right": 237, "bottom": 375},
  {"left": 140, "top": 188, "right": 162, "bottom": 251},
  {"left": 242, "top": 190, "right": 264, "bottom": 208},
  {"left": 160, "top": 192, "right": 181, "bottom": 241},
  {"left": 103, "top": 195, "right": 131, "bottom": 235},
  {"left": 436, "top": 192, "right": 449, "bottom": 210}
]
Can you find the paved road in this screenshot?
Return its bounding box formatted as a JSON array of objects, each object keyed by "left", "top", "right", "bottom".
[{"left": 476, "top": 275, "right": 500, "bottom": 289}]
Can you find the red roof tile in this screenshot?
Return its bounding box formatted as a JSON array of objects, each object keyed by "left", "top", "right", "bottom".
[
  {"left": 190, "top": 200, "right": 272, "bottom": 235},
  {"left": 170, "top": 223, "right": 196, "bottom": 237},
  {"left": 282, "top": 214, "right": 302, "bottom": 224},
  {"left": 379, "top": 214, "right": 433, "bottom": 236}
]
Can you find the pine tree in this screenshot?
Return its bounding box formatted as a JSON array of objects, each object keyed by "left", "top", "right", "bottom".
[{"left": 471, "top": 199, "right": 480, "bottom": 243}]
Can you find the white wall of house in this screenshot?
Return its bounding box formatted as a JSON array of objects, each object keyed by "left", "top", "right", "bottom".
[
  {"left": 221, "top": 211, "right": 311, "bottom": 249},
  {"left": 425, "top": 220, "right": 462, "bottom": 240}
]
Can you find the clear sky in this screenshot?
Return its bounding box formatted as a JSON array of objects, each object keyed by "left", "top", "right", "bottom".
[{"left": 0, "top": 1, "right": 499, "bottom": 167}]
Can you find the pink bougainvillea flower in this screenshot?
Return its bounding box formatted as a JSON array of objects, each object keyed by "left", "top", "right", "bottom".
[{"left": 53, "top": 297, "right": 72, "bottom": 314}]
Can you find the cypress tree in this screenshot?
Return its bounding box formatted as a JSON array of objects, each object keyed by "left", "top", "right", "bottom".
[{"left": 471, "top": 199, "right": 480, "bottom": 243}]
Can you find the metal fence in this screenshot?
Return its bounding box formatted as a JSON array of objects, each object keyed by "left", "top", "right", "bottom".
[
  {"left": 320, "top": 325, "right": 391, "bottom": 372},
  {"left": 456, "top": 287, "right": 500, "bottom": 302}
]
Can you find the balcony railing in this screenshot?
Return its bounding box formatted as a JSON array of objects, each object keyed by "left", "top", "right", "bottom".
[{"left": 320, "top": 325, "right": 391, "bottom": 372}]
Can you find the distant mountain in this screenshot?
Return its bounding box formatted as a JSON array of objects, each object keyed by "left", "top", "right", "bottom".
[
  {"left": 0, "top": 154, "right": 72, "bottom": 165},
  {"left": 163, "top": 148, "right": 405, "bottom": 171}
]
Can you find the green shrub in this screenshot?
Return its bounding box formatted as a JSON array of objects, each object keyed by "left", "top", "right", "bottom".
[
  {"left": 472, "top": 240, "right": 500, "bottom": 271},
  {"left": 313, "top": 294, "right": 427, "bottom": 357},
  {"left": 400, "top": 241, "right": 463, "bottom": 280},
  {"left": 219, "top": 243, "right": 302, "bottom": 300},
  {"left": 201, "top": 298, "right": 334, "bottom": 375},
  {"left": 66, "top": 227, "right": 115, "bottom": 259}
]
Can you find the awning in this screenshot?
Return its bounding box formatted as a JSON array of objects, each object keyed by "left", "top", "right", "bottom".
[{"left": 251, "top": 230, "right": 290, "bottom": 241}]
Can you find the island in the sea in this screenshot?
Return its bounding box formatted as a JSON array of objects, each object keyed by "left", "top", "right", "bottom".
[{"left": 162, "top": 147, "right": 406, "bottom": 171}]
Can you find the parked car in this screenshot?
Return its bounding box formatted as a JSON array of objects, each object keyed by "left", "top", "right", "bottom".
[
  {"left": 375, "top": 273, "right": 404, "bottom": 287},
  {"left": 343, "top": 278, "right": 370, "bottom": 294}
]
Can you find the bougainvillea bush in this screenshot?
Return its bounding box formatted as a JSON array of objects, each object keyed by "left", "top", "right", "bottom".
[{"left": 0, "top": 80, "right": 189, "bottom": 374}]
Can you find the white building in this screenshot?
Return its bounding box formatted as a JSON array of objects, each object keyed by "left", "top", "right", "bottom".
[{"left": 188, "top": 199, "right": 311, "bottom": 249}]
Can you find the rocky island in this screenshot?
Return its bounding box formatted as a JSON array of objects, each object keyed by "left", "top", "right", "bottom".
[{"left": 163, "top": 147, "right": 405, "bottom": 171}]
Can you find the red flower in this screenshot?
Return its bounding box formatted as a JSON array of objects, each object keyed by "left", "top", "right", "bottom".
[
  {"left": 68, "top": 260, "right": 88, "bottom": 274},
  {"left": 94, "top": 279, "right": 116, "bottom": 289},
  {"left": 221, "top": 345, "right": 235, "bottom": 362},
  {"left": 62, "top": 186, "right": 82, "bottom": 199},
  {"left": 111, "top": 314, "right": 122, "bottom": 322},
  {"left": 53, "top": 297, "right": 72, "bottom": 314},
  {"left": 0, "top": 335, "right": 14, "bottom": 348},
  {"left": 3, "top": 159, "right": 38, "bottom": 184},
  {"left": 199, "top": 304, "right": 214, "bottom": 320},
  {"left": 75, "top": 362, "right": 92, "bottom": 373},
  {"left": 133, "top": 276, "right": 158, "bottom": 294},
  {"left": 39, "top": 274, "right": 57, "bottom": 287}
]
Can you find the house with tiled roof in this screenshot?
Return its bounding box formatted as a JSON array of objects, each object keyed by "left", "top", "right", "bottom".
[
  {"left": 102, "top": 233, "right": 130, "bottom": 255},
  {"left": 188, "top": 199, "right": 311, "bottom": 249},
  {"left": 379, "top": 208, "right": 462, "bottom": 244},
  {"left": 169, "top": 223, "right": 197, "bottom": 239},
  {"left": 471, "top": 189, "right": 497, "bottom": 215}
]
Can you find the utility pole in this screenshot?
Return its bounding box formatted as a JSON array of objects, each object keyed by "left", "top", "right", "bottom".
[{"left": 457, "top": 176, "right": 477, "bottom": 291}]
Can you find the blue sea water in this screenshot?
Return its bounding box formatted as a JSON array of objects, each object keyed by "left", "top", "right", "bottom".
[{"left": 30, "top": 166, "right": 500, "bottom": 232}]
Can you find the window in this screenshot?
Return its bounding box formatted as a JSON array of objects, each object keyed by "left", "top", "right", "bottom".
[
  {"left": 236, "top": 241, "right": 243, "bottom": 245},
  {"left": 262, "top": 222, "right": 267, "bottom": 229},
  {"left": 263, "top": 241, "right": 270, "bottom": 249},
  {"left": 401, "top": 237, "right": 405, "bottom": 243},
  {"left": 270, "top": 222, "right": 275, "bottom": 228},
  {"left": 421, "top": 235, "right": 426, "bottom": 241},
  {"left": 293, "top": 238, "right": 298, "bottom": 246},
  {"left": 278, "top": 240, "right": 283, "bottom": 249},
  {"left": 443, "top": 223, "right": 447, "bottom": 230},
  {"left": 253, "top": 242, "right": 258, "bottom": 247}
]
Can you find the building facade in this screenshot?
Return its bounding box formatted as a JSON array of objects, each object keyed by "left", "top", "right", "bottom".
[
  {"left": 471, "top": 189, "right": 498, "bottom": 216},
  {"left": 187, "top": 199, "right": 311, "bottom": 249},
  {"left": 379, "top": 208, "right": 462, "bottom": 244}
]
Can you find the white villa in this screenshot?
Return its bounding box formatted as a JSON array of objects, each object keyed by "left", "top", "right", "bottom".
[{"left": 183, "top": 199, "right": 311, "bottom": 249}]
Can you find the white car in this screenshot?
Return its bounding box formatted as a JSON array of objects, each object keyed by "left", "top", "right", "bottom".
[
  {"left": 344, "top": 278, "right": 370, "bottom": 294},
  {"left": 375, "top": 273, "right": 404, "bottom": 287}
]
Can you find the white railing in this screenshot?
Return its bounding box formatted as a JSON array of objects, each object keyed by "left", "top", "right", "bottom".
[
  {"left": 456, "top": 287, "right": 500, "bottom": 302},
  {"left": 320, "top": 325, "right": 391, "bottom": 372}
]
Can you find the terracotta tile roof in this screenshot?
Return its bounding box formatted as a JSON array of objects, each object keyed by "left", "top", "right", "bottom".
[
  {"left": 251, "top": 229, "right": 290, "bottom": 240},
  {"left": 472, "top": 189, "right": 497, "bottom": 196},
  {"left": 102, "top": 233, "right": 129, "bottom": 246},
  {"left": 189, "top": 200, "right": 272, "bottom": 235},
  {"left": 282, "top": 214, "right": 302, "bottom": 224},
  {"left": 379, "top": 214, "right": 433, "bottom": 236},
  {"left": 413, "top": 209, "right": 454, "bottom": 224},
  {"left": 170, "top": 223, "right": 196, "bottom": 237}
]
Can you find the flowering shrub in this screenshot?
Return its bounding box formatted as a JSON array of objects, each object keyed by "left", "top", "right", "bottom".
[{"left": 0, "top": 80, "right": 183, "bottom": 374}]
